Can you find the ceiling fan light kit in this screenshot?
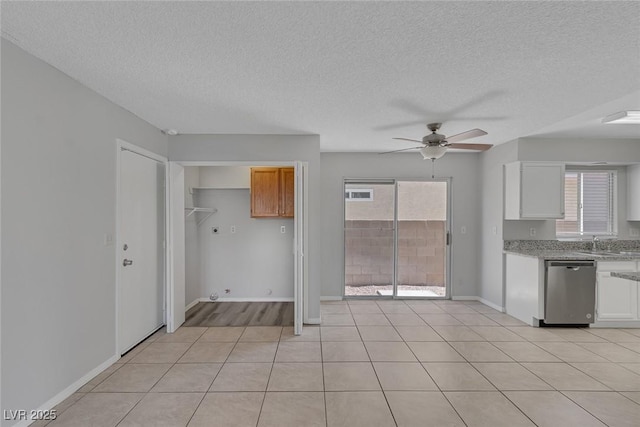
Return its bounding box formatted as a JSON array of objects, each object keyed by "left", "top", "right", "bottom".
[
  {"left": 420, "top": 145, "right": 448, "bottom": 160},
  {"left": 602, "top": 111, "right": 640, "bottom": 124}
]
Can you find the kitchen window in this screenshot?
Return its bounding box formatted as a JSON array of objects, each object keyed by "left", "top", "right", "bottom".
[{"left": 556, "top": 170, "right": 617, "bottom": 237}]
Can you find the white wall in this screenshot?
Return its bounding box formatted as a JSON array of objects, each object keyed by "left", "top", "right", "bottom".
[
  {"left": 168, "top": 134, "right": 322, "bottom": 321},
  {"left": 184, "top": 167, "right": 201, "bottom": 306},
  {"left": 199, "top": 165, "right": 251, "bottom": 188},
  {"left": 184, "top": 166, "right": 294, "bottom": 304},
  {"left": 319, "top": 152, "right": 481, "bottom": 299},
  {"left": 194, "top": 189, "right": 294, "bottom": 301},
  {"left": 479, "top": 141, "right": 518, "bottom": 309},
  {"left": 1, "top": 39, "right": 167, "bottom": 424}
]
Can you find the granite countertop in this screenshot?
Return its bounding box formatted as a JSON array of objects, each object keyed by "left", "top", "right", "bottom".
[
  {"left": 611, "top": 271, "right": 640, "bottom": 281},
  {"left": 504, "top": 249, "right": 640, "bottom": 261}
]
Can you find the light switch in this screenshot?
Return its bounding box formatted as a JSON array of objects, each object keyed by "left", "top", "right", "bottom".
[
  {"left": 460, "top": 226, "right": 467, "bottom": 235},
  {"left": 104, "top": 233, "right": 113, "bottom": 246}
]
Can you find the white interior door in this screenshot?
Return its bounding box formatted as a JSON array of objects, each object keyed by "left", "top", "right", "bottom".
[
  {"left": 118, "top": 148, "right": 165, "bottom": 354},
  {"left": 294, "top": 161, "right": 308, "bottom": 335},
  {"left": 168, "top": 162, "right": 186, "bottom": 333}
]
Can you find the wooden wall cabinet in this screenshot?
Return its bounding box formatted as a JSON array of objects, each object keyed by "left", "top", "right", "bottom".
[{"left": 251, "top": 167, "right": 294, "bottom": 218}]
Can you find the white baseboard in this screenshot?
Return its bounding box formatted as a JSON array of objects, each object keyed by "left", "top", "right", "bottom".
[
  {"left": 477, "top": 297, "right": 505, "bottom": 312},
  {"left": 185, "top": 298, "right": 201, "bottom": 311},
  {"left": 190, "top": 297, "right": 294, "bottom": 303},
  {"left": 592, "top": 320, "right": 640, "bottom": 328},
  {"left": 451, "top": 296, "right": 504, "bottom": 312},
  {"left": 320, "top": 296, "right": 343, "bottom": 301},
  {"left": 305, "top": 317, "right": 321, "bottom": 325},
  {"left": 13, "top": 354, "right": 119, "bottom": 427}
]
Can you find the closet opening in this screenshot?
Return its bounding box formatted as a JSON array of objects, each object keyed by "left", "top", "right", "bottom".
[{"left": 167, "top": 161, "right": 307, "bottom": 335}]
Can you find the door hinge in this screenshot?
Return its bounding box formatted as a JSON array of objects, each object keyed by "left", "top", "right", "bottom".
[{"left": 446, "top": 231, "right": 451, "bottom": 246}]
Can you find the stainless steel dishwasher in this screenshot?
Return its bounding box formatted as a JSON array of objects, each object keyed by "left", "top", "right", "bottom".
[{"left": 544, "top": 260, "right": 596, "bottom": 325}]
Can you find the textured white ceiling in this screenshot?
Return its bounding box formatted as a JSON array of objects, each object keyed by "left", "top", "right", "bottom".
[{"left": 2, "top": 1, "right": 639, "bottom": 152}]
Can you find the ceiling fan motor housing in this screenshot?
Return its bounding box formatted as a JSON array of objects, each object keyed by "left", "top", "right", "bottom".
[{"left": 423, "top": 133, "right": 446, "bottom": 145}]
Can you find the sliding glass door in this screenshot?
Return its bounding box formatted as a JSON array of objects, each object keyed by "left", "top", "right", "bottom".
[{"left": 344, "top": 179, "right": 450, "bottom": 299}]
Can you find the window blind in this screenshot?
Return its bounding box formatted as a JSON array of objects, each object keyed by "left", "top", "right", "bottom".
[{"left": 556, "top": 171, "right": 615, "bottom": 236}]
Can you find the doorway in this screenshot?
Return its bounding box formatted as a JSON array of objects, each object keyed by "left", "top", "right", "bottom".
[
  {"left": 344, "top": 179, "right": 450, "bottom": 299},
  {"left": 116, "top": 140, "right": 166, "bottom": 354},
  {"left": 168, "top": 161, "right": 307, "bottom": 335}
]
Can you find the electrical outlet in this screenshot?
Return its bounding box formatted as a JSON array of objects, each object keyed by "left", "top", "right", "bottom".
[
  {"left": 212, "top": 226, "right": 219, "bottom": 234},
  {"left": 230, "top": 225, "right": 236, "bottom": 234},
  {"left": 630, "top": 228, "right": 640, "bottom": 237},
  {"left": 529, "top": 227, "right": 536, "bottom": 237},
  {"left": 280, "top": 225, "right": 286, "bottom": 234}
]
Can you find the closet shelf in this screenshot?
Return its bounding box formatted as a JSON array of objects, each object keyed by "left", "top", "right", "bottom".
[
  {"left": 189, "top": 187, "right": 249, "bottom": 194},
  {"left": 184, "top": 207, "right": 217, "bottom": 226}
]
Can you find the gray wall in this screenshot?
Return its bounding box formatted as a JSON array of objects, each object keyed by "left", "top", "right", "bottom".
[
  {"left": 478, "top": 141, "right": 518, "bottom": 308},
  {"left": 320, "top": 152, "right": 481, "bottom": 299},
  {"left": 168, "top": 134, "right": 322, "bottom": 321},
  {"left": 1, "top": 39, "right": 167, "bottom": 424}
]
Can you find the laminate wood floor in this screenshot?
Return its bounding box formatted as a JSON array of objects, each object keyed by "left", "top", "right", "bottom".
[{"left": 184, "top": 301, "right": 294, "bottom": 327}]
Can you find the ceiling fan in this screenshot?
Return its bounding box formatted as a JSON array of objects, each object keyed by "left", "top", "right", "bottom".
[{"left": 380, "top": 123, "right": 492, "bottom": 159}]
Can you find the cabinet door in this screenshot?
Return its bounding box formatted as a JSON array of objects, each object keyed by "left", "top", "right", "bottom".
[
  {"left": 279, "top": 167, "right": 295, "bottom": 218},
  {"left": 596, "top": 272, "right": 638, "bottom": 320},
  {"left": 251, "top": 168, "right": 280, "bottom": 217},
  {"left": 628, "top": 164, "right": 640, "bottom": 221},
  {"left": 520, "top": 163, "right": 565, "bottom": 219}
]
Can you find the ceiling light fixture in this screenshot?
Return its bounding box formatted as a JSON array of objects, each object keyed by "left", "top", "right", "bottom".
[
  {"left": 162, "top": 128, "right": 179, "bottom": 136},
  {"left": 419, "top": 145, "right": 448, "bottom": 160},
  {"left": 602, "top": 111, "right": 640, "bottom": 124}
]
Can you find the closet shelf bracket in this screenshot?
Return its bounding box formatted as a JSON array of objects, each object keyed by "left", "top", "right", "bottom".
[{"left": 184, "top": 207, "right": 218, "bottom": 226}]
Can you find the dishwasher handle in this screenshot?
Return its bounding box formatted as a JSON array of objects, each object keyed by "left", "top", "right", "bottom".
[{"left": 545, "top": 260, "right": 595, "bottom": 268}]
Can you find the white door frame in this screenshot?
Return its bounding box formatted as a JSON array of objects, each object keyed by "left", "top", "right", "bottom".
[
  {"left": 166, "top": 160, "right": 308, "bottom": 334},
  {"left": 115, "top": 139, "right": 168, "bottom": 355}
]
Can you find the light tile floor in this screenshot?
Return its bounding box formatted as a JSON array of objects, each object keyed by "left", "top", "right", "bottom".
[{"left": 39, "top": 300, "right": 640, "bottom": 426}]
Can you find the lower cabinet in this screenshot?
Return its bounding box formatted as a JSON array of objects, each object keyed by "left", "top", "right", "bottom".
[
  {"left": 595, "top": 261, "right": 639, "bottom": 322},
  {"left": 596, "top": 272, "right": 638, "bottom": 320}
]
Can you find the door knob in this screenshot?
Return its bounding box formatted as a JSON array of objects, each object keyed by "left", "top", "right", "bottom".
[{"left": 123, "top": 259, "right": 133, "bottom": 267}]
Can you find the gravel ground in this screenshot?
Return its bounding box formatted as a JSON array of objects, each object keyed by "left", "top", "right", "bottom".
[{"left": 345, "top": 285, "right": 446, "bottom": 296}]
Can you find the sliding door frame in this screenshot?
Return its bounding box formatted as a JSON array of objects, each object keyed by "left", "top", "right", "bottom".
[{"left": 343, "top": 177, "right": 452, "bottom": 300}]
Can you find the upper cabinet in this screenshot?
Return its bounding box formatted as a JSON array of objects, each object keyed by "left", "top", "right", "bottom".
[
  {"left": 628, "top": 164, "right": 640, "bottom": 221},
  {"left": 504, "top": 162, "right": 565, "bottom": 220},
  {"left": 251, "top": 167, "right": 294, "bottom": 218}
]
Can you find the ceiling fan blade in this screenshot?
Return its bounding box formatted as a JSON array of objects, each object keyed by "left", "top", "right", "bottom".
[
  {"left": 378, "top": 146, "right": 423, "bottom": 155},
  {"left": 392, "top": 137, "right": 423, "bottom": 143},
  {"left": 445, "top": 128, "right": 487, "bottom": 143},
  {"left": 446, "top": 143, "right": 493, "bottom": 151}
]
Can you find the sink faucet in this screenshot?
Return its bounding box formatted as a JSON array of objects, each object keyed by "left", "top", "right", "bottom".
[{"left": 592, "top": 236, "right": 600, "bottom": 252}]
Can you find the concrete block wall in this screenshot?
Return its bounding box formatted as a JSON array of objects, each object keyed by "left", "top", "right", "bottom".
[{"left": 345, "top": 220, "right": 446, "bottom": 286}]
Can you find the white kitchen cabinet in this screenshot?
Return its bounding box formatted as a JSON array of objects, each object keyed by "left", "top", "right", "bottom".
[
  {"left": 628, "top": 164, "right": 640, "bottom": 221},
  {"left": 504, "top": 162, "right": 565, "bottom": 220},
  {"left": 595, "top": 261, "right": 639, "bottom": 323},
  {"left": 596, "top": 272, "right": 637, "bottom": 320}
]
